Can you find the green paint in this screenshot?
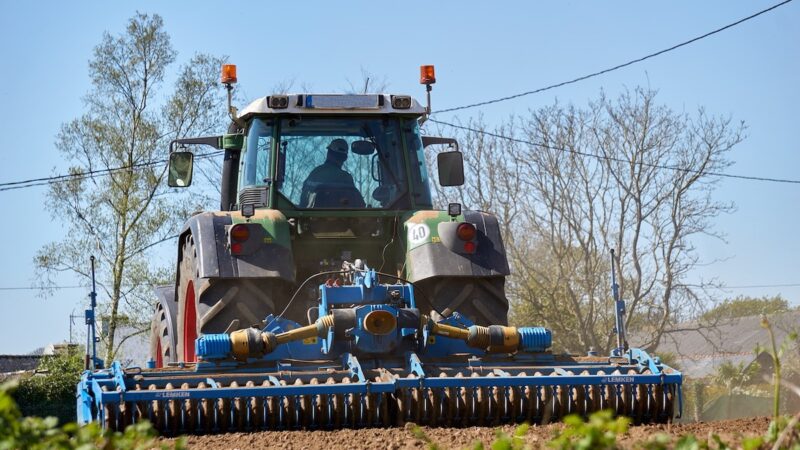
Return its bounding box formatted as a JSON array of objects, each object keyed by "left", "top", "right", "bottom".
[
  {"left": 401, "top": 210, "right": 464, "bottom": 279},
  {"left": 226, "top": 112, "right": 456, "bottom": 274},
  {"left": 222, "top": 133, "right": 244, "bottom": 150},
  {"left": 402, "top": 210, "right": 461, "bottom": 250}
]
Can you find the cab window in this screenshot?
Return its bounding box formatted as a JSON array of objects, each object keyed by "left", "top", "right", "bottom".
[
  {"left": 276, "top": 117, "right": 409, "bottom": 210},
  {"left": 239, "top": 118, "right": 273, "bottom": 188}
]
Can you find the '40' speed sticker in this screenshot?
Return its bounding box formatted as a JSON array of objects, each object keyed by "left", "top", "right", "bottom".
[{"left": 408, "top": 224, "right": 430, "bottom": 245}]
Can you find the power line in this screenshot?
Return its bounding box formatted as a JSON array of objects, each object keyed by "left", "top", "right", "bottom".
[
  {"left": 0, "top": 286, "right": 85, "bottom": 291},
  {"left": 3, "top": 3, "right": 791, "bottom": 193},
  {"left": 433, "top": 0, "right": 794, "bottom": 115},
  {"left": 2, "top": 4, "right": 792, "bottom": 192},
  {"left": 0, "top": 152, "right": 220, "bottom": 193},
  {"left": 3, "top": 281, "right": 798, "bottom": 292},
  {"left": 0, "top": 160, "right": 165, "bottom": 192},
  {"left": 429, "top": 118, "right": 800, "bottom": 185},
  {"left": 724, "top": 283, "right": 800, "bottom": 289}
]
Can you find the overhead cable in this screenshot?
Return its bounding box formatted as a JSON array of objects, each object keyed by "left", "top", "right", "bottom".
[
  {"left": 433, "top": 0, "right": 794, "bottom": 114},
  {"left": 429, "top": 118, "right": 800, "bottom": 185},
  {"left": 0, "top": 152, "right": 220, "bottom": 192}
]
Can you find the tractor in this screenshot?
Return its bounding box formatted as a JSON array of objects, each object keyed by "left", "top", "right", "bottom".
[
  {"left": 77, "top": 65, "right": 681, "bottom": 433},
  {"left": 151, "top": 64, "right": 510, "bottom": 368}
]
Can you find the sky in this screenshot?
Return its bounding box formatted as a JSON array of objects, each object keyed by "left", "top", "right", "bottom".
[{"left": 0, "top": 1, "right": 797, "bottom": 354}]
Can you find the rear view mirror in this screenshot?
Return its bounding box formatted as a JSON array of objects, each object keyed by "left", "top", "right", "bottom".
[
  {"left": 437, "top": 151, "right": 464, "bottom": 187},
  {"left": 351, "top": 140, "right": 376, "bottom": 155},
  {"left": 168, "top": 152, "right": 194, "bottom": 187}
]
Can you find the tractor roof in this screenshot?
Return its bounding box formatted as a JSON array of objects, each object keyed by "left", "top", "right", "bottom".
[{"left": 238, "top": 94, "right": 427, "bottom": 119}]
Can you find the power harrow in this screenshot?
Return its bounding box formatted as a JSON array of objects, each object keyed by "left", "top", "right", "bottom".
[{"left": 78, "top": 264, "right": 682, "bottom": 434}]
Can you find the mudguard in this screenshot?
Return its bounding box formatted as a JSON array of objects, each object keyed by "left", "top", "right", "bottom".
[
  {"left": 176, "top": 210, "right": 295, "bottom": 282},
  {"left": 403, "top": 210, "right": 510, "bottom": 282}
]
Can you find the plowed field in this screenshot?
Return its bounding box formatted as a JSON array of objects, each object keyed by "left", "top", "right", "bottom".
[{"left": 163, "top": 417, "right": 772, "bottom": 449}]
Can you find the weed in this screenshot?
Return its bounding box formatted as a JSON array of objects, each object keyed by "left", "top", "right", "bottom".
[
  {"left": 407, "top": 423, "right": 441, "bottom": 450},
  {"left": 0, "top": 381, "right": 184, "bottom": 449},
  {"left": 481, "top": 423, "right": 531, "bottom": 450},
  {"left": 549, "top": 410, "right": 629, "bottom": 450}
]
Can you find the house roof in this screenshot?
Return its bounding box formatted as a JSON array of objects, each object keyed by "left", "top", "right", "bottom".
[
  {"left": 646, "top": 310, "right": 799, "bottom": 378},
  {"left": 0, "top": 355, "right": 42, "bottom": 374}
]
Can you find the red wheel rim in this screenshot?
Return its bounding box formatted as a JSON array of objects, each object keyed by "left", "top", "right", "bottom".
[
  {"left": 155, "top": 339, "right": 163, "bottom": 368},
  {"left": 183, "top": 280, "right": 197, "bottom": 362}
]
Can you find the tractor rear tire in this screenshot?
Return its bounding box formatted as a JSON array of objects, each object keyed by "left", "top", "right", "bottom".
[
  {"left": 175, "top": 234, "right": 291, "bottom": 363},
  {"left": 150, "top": 302, "right": 176, "bottom": 368},
  {"left": 415, "top": 276, "right": 509, "bottom": 326}
]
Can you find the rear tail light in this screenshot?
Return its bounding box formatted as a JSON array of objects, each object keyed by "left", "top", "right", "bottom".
[
  {"left": 228, "top": 223, "right": 261, "bottom": 256},
  {"left": 463, "top": 241, "right": 476, "bottom": 254},
  {"left": 230, "top": 224, "right": 250, "bottom": 242},
  {"left": 456, "top": 223, "right": 476, "bottom": 241}
]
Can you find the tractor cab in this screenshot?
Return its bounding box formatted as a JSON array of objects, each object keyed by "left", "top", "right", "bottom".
[
  {"left": 167, "top": 65, "right": 463, "bottom": 217},
  {"left": 235, "top": 96, "right": 435, "bottom": 212}
]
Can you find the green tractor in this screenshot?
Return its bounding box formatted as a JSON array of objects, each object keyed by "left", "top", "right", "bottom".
[
  {"left": 80, "top": 65, "right": 680, "bottom": 432},
  {"left": 150, "top": 65, "right": 511, "bottom": 367}
]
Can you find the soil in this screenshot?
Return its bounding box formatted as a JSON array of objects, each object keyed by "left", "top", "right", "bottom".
[{"left": 163, "top": 416, "right": 774, "bottom": 449}]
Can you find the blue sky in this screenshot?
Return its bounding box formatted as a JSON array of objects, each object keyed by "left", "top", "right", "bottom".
[{"left": 0, "top": 1, "right": 797, "bottom": 354}]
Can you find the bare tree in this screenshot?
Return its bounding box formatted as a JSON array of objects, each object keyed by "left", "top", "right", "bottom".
[
  {"left": 438, "top": 88, "right": 744, "bottom": 353},
  {"left": 34, "top": 13, "right": 227, "bottom": 364},
  {"left": 344, "top": 67, "right": 389, "bottom": 94},
  {"left": 427, "top": 116, "right": 525, "bottom": 240}
]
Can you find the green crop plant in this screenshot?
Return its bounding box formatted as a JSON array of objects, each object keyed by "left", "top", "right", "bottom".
[
  {"left": 548, "top": 410, "right": 629, "bottom": 450},
  {"left": 475, "top": 424, "right": 531, "bottom": 450},
  {"left": 757, "top": 315, "right": 798, "bottom": 421},
  {"left": 0, "top": 382, "right": 185, "bottom": 450}
]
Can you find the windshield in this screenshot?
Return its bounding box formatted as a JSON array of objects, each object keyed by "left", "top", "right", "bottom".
[{"left": 276, "top": 117, "right": 410, "bottom": 210}]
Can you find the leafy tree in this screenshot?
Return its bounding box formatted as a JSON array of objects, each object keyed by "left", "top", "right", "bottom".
[
  {"left": 34, "top": 13, "right": 227, "bottom": 365},
  {"left": 13, "top": 351, "right": 84, "bottom": 423},
  {"left": 701, "top": 295, "right": 791, "bottom": 321},
  {"left": 713, "top": 360, "right": 760, "bottom": 394}
]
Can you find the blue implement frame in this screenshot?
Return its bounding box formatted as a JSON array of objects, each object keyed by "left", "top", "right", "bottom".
[{"left": 78, "top": 349, "right": 682, "bottom": 429}]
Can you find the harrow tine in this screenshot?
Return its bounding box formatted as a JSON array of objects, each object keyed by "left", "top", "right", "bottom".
[
  {"left": 246, "top": 380, "right": 262, "bottom": 430},
  {"left": 217, "top": 382, "right": 231, "bottom": 433},
  {"left": 197, "top": 382, "right": 212, "bottom": 434}
]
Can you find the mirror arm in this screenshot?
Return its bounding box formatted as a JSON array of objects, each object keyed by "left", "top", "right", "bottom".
[
  {"left": 169, "top": 136, "right": 223, "bottom": 153},
  {"left": 421, "top": 136, "right": 459, "bottom": 152}
]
